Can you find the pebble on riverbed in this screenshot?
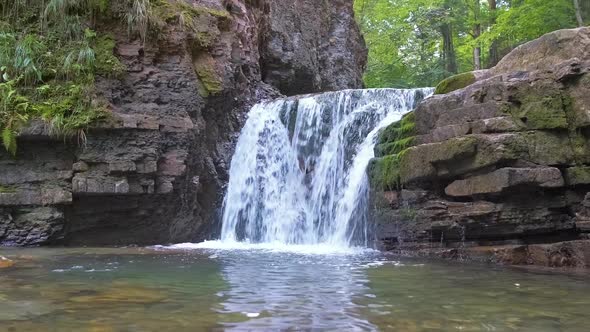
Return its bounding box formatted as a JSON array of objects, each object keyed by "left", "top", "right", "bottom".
[{"left": 0, "top": 256, "right": 14, "bottom": 268}]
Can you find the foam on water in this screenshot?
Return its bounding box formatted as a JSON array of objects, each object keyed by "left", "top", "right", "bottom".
[{"left": 159, "top": 240, "right": 374, "bottom": 255}]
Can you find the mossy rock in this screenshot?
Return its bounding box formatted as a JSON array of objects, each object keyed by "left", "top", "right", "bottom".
[
  {"left": 0, "top": 185, "right": 16, "bottom": 193},
  {"left": 368, "top": 155, "right": 401, "bottom": 191},
  {"left": 434, "top": 72, "right": 476, "bottom": 95},
  {"left": 375, "top": 136, "right": 415, "bottom": 157},
  {"left": 505, "top": 93, "right": 570, "bottom": 130},
  {"left": 193, "top": 54, "right": 223, "bottom": 97},
  {"left": 378, "top": 112, "right": 416, "bottom": 144},
  {"left": 564, "top": 166, "right": 590, "bottom": 186},
  {"left": 399, "top": 136, "right": 479, "bottom": 184}
]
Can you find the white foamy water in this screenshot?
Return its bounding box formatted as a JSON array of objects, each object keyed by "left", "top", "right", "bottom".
[
  {"left": 161, "top": 240, "right": 372, "bottom": 255},
  {"left": 217, "top": 88, "right": 432, "bottom": 250}
]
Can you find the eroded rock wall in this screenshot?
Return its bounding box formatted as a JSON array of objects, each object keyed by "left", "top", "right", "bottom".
[
  {"left": 0, "top": 0, "right": 366, "bottom": 246},
  {"left": 371, "top": 28, "right": 590, "bottom": 269}
]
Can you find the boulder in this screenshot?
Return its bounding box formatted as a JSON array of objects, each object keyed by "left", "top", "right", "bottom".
[
  {"left": 491, "top": 27, "right": 590, "bottom": 76},
  {"left": 445, "top": 167, "right": 564, "bottom": 197}
]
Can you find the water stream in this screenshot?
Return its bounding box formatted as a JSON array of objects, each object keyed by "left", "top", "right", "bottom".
[{"left": 218, "top": 88, "right": 432, "bottom": 248}]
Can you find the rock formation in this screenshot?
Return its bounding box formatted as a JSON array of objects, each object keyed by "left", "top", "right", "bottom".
[
  {"left": 0, "top": 0, "right": 366, "bottom": 246},
  {"left": 370, "top": 27, "right": 590, "bottom": 268}
]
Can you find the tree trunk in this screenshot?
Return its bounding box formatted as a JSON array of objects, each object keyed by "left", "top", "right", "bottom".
[
  {"left": 574, "top": 0, "right": 584, "bottom": 27},
  {"left": 487, "top": 0, "right": 499, "bottom": 67},
  {"left": 441, "top": 23, "right": 457, "bottom": 74},
  {"left": 473, "top": 0, "right": 482, "bottom": 70}
]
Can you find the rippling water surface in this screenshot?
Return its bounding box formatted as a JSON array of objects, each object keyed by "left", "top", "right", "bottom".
[{"left": 1, "top": 246, "right": 589, "bottom": 331}]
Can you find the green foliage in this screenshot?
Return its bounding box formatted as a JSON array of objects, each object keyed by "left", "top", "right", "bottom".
[
  {"left": 35, "top": 83, "right": 106, "bottom": 143},
  {"left": 434, "top": 71, "right": 476, "bottom": 94},
  {"left": 355, "top": 0, "right": 579, "bottom": 88},
  {"left": 93, "top": 35, "right": 126, "bottom": 77},
  {"left": 126, "top": 0, "right": 151, "bottom": 43},
  {"left": 0, "top": 0, "right": 127, "bottom": 154},
  {"left": 0, "top": 80, "right": 29, "bottom": 155},
  {"left": 479, "top": 0, "right": 576, "bottom": 49}
]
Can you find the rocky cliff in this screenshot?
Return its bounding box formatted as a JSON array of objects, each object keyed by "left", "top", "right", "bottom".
[
  {"left": 0, "top": 0, "right": 366, "bottom": 246},
  {"left": 370, "top": 27, "right": 590, "bottom": 268}
]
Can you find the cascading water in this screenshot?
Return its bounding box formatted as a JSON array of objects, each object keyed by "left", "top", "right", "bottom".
[{"left": 219, "top": 88, "right": 433, "bottom": 248}]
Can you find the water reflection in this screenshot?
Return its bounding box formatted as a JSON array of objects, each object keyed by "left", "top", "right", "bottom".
[
  {"left": 1, "top": 248, "right": 590, "bottom": 331},
  {"left": 216, "top": 250, "right": 378, "bottom": 330}
]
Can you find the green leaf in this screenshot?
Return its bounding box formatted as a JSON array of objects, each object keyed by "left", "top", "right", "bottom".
[{"left": 2, "top": 127, "right": 17, "bottom": 156}]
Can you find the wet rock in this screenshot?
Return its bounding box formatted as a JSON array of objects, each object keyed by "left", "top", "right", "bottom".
[{"left": 0, "top": 207, "right": 65, "bottom": 246}]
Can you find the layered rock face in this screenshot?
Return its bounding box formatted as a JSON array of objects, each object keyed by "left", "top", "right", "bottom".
[
  {"left": 0, "top": 0, "right": 366, "bottom": 246},
  {"left": 371, "top": 28, "right": 590, "bottom": 268}
]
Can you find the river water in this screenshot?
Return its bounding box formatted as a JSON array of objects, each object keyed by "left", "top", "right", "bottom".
[{"left": 1, "top": 246, "right": 589, "bottom": 331}]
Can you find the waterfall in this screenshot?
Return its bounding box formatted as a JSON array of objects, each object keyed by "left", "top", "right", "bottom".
[{"left": 219, "top": 88, "right": 432, "bottom": 248}]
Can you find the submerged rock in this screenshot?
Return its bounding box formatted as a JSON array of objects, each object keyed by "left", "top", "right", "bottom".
[{"left": 0, "top": 256, "right": 14, "bottom": 269}]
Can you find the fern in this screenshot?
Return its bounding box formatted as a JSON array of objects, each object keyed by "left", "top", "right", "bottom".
[{"left": 2, "top": 126, "right": 16, "bottom": 155}]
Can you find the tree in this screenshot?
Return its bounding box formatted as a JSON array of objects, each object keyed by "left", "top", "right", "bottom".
[
  {"left": 573, "top": 0, "right": 584, "bottom": 27},
  {"left": 487, "top": 0, "right": 500, "bottom": 67},
  {"left": 354, "top": 0, "right": 579, "bottom": 88}
]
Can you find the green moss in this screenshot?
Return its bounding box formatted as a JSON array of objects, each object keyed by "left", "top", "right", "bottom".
[
  {"left": 93, "top": 35, "right": 126, "bottom": 78},
  {"left": 510, "top": 96, "right": 569, "bottom": 130},
  {"left": 434, "top": 72, "right": 476, "bottom": 95},
  {"left": 379, "top": 112, "right": 416, "bottom": 144},
  {"left": 0, "top": 185, "right": 15, "bottom": 193},
  {"left": 564, "top": 166, "right": 590, "bottom": 186},
  {"left": 375, "top": 136, "right": 415, "bottom": 157},
  {"left": 369, "top": 155, "right": 402, "bottom": 191},
  {"left": 194, "top": 58, "right": 223, "bottom": 97},
  {"left": 398, "top": 136, "right": 480, "bottom": 184},
  {"left": 371, "top": 112, "right": 420, "bottom": 190}
]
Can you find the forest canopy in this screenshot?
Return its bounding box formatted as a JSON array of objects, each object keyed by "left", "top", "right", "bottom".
[{"left": 354, "top": 0, "right": 590, "bottom": 88}]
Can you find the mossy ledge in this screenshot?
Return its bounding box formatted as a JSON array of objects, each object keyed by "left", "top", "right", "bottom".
[
  {"left": 434, "top": 72, "right": 476, "bottom": 95},
  {"left": 370, "top": 111, "right": 417, "bottom": 190}
]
